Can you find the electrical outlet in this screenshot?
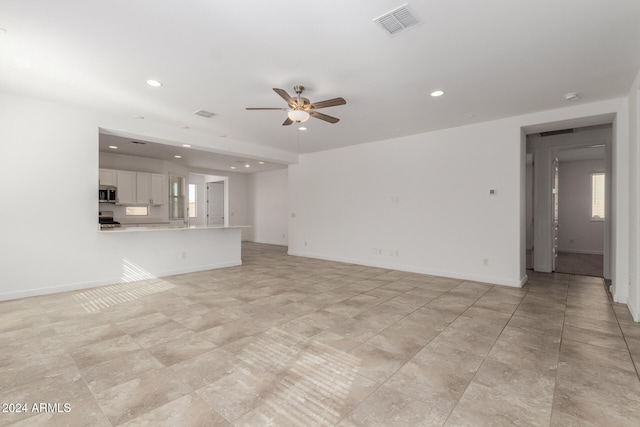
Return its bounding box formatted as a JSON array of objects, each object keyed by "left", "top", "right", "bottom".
[
  {"left": 181, "top": 251, "right": 187, "bottom": 259},
  {"left": 483, "top": 258, "right": 489, "bottom": 266},
  {"left": 304, "top": 241, "right": 307, "bottom": 247}
]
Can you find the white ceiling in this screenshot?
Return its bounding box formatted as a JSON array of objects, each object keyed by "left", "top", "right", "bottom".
[
  {"left": 2, "top": 0, "right": 639, "bottom": 165},
  {"left": 99, "top": 133, "right": 287, "bottom": 173}
]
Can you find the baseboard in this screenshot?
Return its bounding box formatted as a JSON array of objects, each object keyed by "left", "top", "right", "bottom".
[
  {"left": 250, "top": 239, "right": 288, "bottom": 247},
  {"left": 287, "top": 250, "right": 524, "bottom": 288},
  {"left": 628, "top": 301, "right": 640, "bottom": 323},
  {"left": 0, "top": 260, "right": 242, "bottom": 302}
]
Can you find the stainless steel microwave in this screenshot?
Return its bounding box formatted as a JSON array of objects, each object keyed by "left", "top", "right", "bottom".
[{"left": 99, "top": 185, "right": 117, "bottom": 203}]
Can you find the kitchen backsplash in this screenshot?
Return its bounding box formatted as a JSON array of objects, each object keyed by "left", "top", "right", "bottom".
[{"left": 99, "top": 204, "right": 167, "bottom": 222}]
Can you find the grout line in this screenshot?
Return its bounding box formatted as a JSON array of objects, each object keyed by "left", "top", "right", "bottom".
[
  {"left": 440, "top": 280, "right": 534, "bottom": 425},
  {"left": 548, "top": 276, "right": 570, "bottom": 427},
  {"left": 607, "top": 281, "right": 640, "bottom": 381}
]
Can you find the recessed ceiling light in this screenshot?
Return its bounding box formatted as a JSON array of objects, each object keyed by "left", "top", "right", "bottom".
[
  {"left": 230, "top": 166, "right": 236, "bottom": 170},
  {"left": 174, "top": 155, "right": 182, "bottom": 159},
  {"left": 181, "top": 144, "right": 191, "bottom": 148},
  {"left": 180, "top": 125, "right": 190, "bottom": 129},
  {"left": 133, "top": 115, "right": 145, "bottom": 119},
  {"left": 298, "top": 126, "right": 307, "bottom": 131},
  {"left": 245, "top": 164, "right": 250, "bottom": 168},
  {"left": 430, "top": 90, "right": 445, "bottom": 97},
  {"left": 259, "top": 161, "right": 265, "bottom": 165},
  {"left": 146, "top": 79, "right": 162, "bottom": 87},
  {"left": 108, "top": 145, "right": 118, "bottom": 149}
]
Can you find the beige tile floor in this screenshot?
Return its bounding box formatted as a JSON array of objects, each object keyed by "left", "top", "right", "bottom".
[{"left": 1, "top": 242, "right": 640, "bottom": 426}]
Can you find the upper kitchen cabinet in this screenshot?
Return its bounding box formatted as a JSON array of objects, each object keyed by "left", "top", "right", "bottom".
[
  {"left": 137, "top": 172, "right": 166, "bottom": 205},
  {"left": 99, "top": 169, "right": 117, "bottom": 186},
  {"left": 116, "top": 170, "right": 136, "bottom": 205}
]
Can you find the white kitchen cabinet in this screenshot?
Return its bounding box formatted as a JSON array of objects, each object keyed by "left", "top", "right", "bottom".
[
  {"left": 136, "top": 173, "right": 151, "bottom": 204},
  {"left": 99, "top": 169, "right": 117, "bottom": 186},
  {"left": 116, "top": 170, "right": 136, "bottom": 204},
  {"left": 136, "top": 172, "right": 166, "bottom": 205},
  {"left": 150, "top": 173, "right": 166, "bottom": 205}
]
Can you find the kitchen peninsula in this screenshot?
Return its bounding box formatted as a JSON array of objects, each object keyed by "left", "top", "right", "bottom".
[
  {"left": 93, "top": 142, "right": 254, "bottom": 291},
  {"left": 96, "top": 225, "right": 244, "bottom": 286},
  {"left": 98, "top": 224, "right": 249, "bottom": 232}
]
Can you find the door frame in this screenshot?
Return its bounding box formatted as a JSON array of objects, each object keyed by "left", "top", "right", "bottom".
[
  {"left": 529, "top": 128, "right": 612, "bottom": 278},
  {"left": 206, "top": 180, "right": 226, "bottom": 226}
]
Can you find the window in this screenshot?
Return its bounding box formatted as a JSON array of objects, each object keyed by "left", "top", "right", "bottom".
[
  {"left": 125, "top": 206, "right": 148, "bottom": 216},
  {"left": 591, "top": 172, "right": 605, "bottom": 221},
  {"left": 169, "top": 175, "right": 185, "bottom": 219},
  {"left": 188, "top": 184, "right": 197, "bottom": 218}
]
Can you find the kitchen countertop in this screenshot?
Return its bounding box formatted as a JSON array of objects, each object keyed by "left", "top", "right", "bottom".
[{"left": 99, "top": 224, "right": 251, "bottom": 233}]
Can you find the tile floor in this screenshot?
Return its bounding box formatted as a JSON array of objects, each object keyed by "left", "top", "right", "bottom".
[{"left": 1, "top": 242, "right": 640, "bottom": 426}]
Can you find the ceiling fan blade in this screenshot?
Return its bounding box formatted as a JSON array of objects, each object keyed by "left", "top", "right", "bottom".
[
  {"left": 273, "top": 88, "right": 296, "bottom": 107},
  {"left": 246, "top": 107, "right": 288, "bottom": 110},
  {"left": 309, "top": 110, "right": 340, "bottom": 124},
  {"left": 310, "top": 97, "right": 346, "bottom": 109},
  {"left": 282, "top": 117, "right": 293, "bottom": 126}
]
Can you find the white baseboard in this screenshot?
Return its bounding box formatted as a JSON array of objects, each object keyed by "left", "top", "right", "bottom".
[
  {"left": 628, "top": 301, "right": 640, "bottom": 323},
  {"left": 0, "top": 260, "right": 241, "bottom": 302},
  {"left": 250, "top": 239, "right": 288, "bottom": 247},
  {"left": 287, "top": 250, "right": 524, "bottom": 288}
]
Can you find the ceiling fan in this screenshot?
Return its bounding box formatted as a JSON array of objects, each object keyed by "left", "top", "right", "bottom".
[{"left": 246, "top": 85, "right": 346, "bottom": 126}]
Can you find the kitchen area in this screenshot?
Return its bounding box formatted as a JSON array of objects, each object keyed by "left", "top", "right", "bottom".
[
  {"left": 98, "top": 133, "right": 241, "bottom": 233},
  {"left": 98, "top": 167, "right": 175, "bottom": 230}
]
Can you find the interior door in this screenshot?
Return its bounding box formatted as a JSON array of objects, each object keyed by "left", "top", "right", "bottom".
[
  {"left": 551, "top": 157, "right": 559, "bottom": 271},
  {"left": 207, "top": 181, "right": 224, "bottom": 226}
]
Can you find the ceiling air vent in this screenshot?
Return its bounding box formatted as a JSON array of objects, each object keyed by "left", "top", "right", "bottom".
[
  {"left": 373, "top": 4, "right": 421, "bottom": 36},
  {"left": 193, "top": 109, "right": 215, "bottom": 118}
]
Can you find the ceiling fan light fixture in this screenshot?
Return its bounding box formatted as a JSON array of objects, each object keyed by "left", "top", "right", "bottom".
[{"left": 288, "top": 109, "right": 310, "bottom": 123}]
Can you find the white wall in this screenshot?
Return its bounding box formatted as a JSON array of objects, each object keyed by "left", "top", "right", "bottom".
[
  {"left": 289, "top": 98, "right": 631, "bottom": 296},
  {"left": 628, "top": 69, "right": 640, "bottom": 321},
  {"left": 558, "top": 159, "right": 605, "bottom": 254},
  {"left": 248, "top": 169, "right": 289, "bottom": 246},
  {"left": 0, "top": 93, "right": 241, "bottom": 301},
  {"left": 289, "top": 120, "right": 524, "bottom": 286}
]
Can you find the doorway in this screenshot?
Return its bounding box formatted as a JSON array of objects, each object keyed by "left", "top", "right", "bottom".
[
  {"left": 188, "top": 173, "right": 229, "bottom": 228},
  {"left": 207, "top": 181, "right": 225, "bottom": 226},
  {"left": 526, "top": 124, "right": 611, "bottom": 278}
]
